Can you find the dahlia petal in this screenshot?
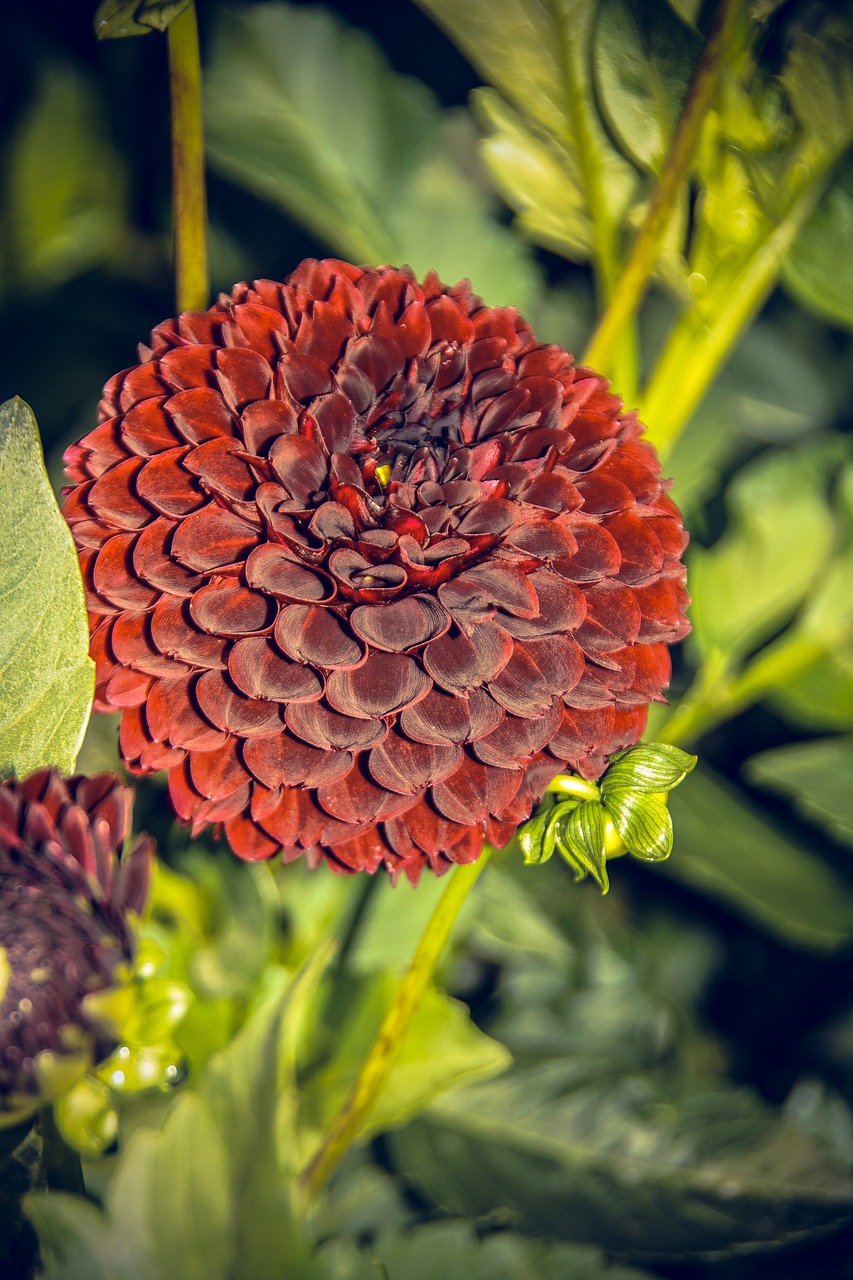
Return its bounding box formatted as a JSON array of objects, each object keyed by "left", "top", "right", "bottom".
[
  {"left": 285, "top": 699, "right": 386, "bottom": 751},
  {"left": 326, "top": 827, "right": 389, "bottom": 874},
  {"left": 573, "top": 473, "right": 635, "bottom": 514},
  {"left": 105, "top": 668, "right": 153, "bottom": 708},
  {"left": 134, "top": 446, "right": 205, "bottom": 518},
  {"left": 242, "top": 732, "right": 350, "bottom": 788},
  {"left": 195, "top": 782, "right": 252, "bottom": 826},
  {"left": 347, "top": 335, "right": 405, "bottom": 392},
  {"left": 506, "top": 520, "right": 577, "bottom": 560},
  {"left": 350, "top": 596, "right": 450, "bottom": 653},
  {"left": 167, "top": 387, "right": 235, "bottom": 444},
  {"left": 399, "top": 686, "right": 504, "bottom": 745},
  {"left": 278, "top": 353, "right": 332, "bottom": 402},
  {"left": 194, "top": 670, "right": 285, "bottom": 737},
  {"left": 497, "top": 569, "right": 586, "bottom": 639},
  {"left": 147, "top": 676, "right": 228, "bottom": 750},
  {"left": 245, "top": 544, "right": 336, "bottom": 603},
  {"left": 189, "top": 737, "right": 248, "bottom": 799},
  {"left": 150, "top": 596, "right": 229, "bottom": 668},
  {"left": 556, "top": 523, "right": 621, "bottom": 582},
  {"left": 118, "top": 706, "right": 149, "bottom": 766},
  {"left": 326, "top": 652, "right": 430, "bottom": 719},
  {"left": 391, "top": 799, "right": 469, "bottom": 858},
  {"left": 519, "top": 634, "right": 585, "bottom": 695},
  {"left": 240, "top": 399, "right": 298, "bottom": 454},
  {"left": 168, "top": 762, "right": 204, "bottom": 822},
  {"left": 472, "top": 700, "right": 562, "bottom": 769},
  {"left": 634, "top": 579, "right": 691, "bottom": 642},
  {"left": 268, "top": 435, "right": 328, "bottom": 501},
  {"left": 119, "top": 364, "right": 169, "bottom": 409},
  {"left": 317, "top": 768, "right": 415, "bottom": 825},
  {"left": 295, "top": 300, "right": 353, "bottom": 364},
  {"left": 576, "top": 585, "right": 642, "bottom": 652},
  {"left": 422, "top": 622, "right": 513, "bottom": 692},
  {"left": 109, "top": 614, "right": 189, "bottom": 686},
  {"left": 230, "top": 302, "right": 288, "bottom": 361},
  {"left": 431, "top": 754, "right": 519, "bottom": 825},
  {"left": 216, "top": 347, "right": 272, "bottom": 408},
  {"left": 132, "top": 516, "right": 204, "bottom": 596},
  {"left": 488, "top": 644, "right": 556, "bottom": 717},
  {"left": 254, "top": 786, "right": 326, "bottom": 849},
  {"left": 120, "top": 400, "right": 183, "bottom": 455},
  {"left": 184, "top": 438, "right": 260, "bottom": 504},
  {"left": 224, "top": 811, "right": 280, "bottom": 861},
  {"left": 190, "top": 579, "right": 276, "bottom": 637},
  {"left": 88, "top": 457, "right": 152, "bottom": 530},
  {"left": 606, "top": 511, "right": 665, "bottom": 585},
  {"left": 228, "top": 637, "right": 322, "bottom": 701},
  {"left": 395, "top": 301, "right": 431, "bottom": 358},
  {"left": 369, "top": 733, "right": 462, "bottom": 795},
  {"left": 93, "top": 534, "right": 159, "bottom": 610},
  {"left": 171, "top": 502, "right": 260, "bottom": 572},
  {"left": 275, "top": 604, "right": 364, "bottom": 669},
  {"left": 159, "top": 345, "right": 217, "bottom": 391}
]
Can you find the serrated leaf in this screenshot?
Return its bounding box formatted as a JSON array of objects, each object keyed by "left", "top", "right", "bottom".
[
  {"left": 665, "top": 767, "right": 853, "bottom": 952},
  {"left": 391, "top": 1065, "right": 853, "bottom": 1259},
  {"left": 204, "top": 5, "right": 537, "bottom": 310},
  {"left": 688, "top": 438, "right": 840, "bottom": 662},
  {"left": 746, "top": 737, "right": 853, "bottom": 850},
  {"left": 558, "top": 800, "right": 609, "bottom": 892},
  {"left": 0, "top": 399, "right": 94, "bottom": 779},
  {"left": 603, "top": 791, "right": 673, "bottom": 862},
  {"left": 593, "top": 0, "right": 702, "bottom": 173},
  {"left": 601, "top": 744, "right": 697, "bottom": 796},
  {"left": 6, "top": 66, "right": 127, "bottom": 288},
  {"left": 94, "top": 0, "right": 191, "bottom": 38}
]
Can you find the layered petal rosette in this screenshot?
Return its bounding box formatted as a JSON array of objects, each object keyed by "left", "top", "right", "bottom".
[
  {"left": 64, "top": 260, "right": 689, "bottom": 881},
  {"left": 0, "top": 770, "right": 151, "bottom": 1125}
]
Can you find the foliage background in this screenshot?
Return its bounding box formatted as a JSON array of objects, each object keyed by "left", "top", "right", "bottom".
[{"left": 3, "top": 0, "right": 853, "bottom": 1276}]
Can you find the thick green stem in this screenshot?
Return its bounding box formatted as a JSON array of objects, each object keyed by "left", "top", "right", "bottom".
[
  {"left": 556, "top": 9, "right": 636, "bottom": 395},
  {"left": 583, "top": 0, "right": 740, "bottom": 378},
  {"left": 640, "top": 179, "right": 827, "bottom": 460},
  {"left": 298, "top": 849, "right": 492, "bottom": 1205},
  {"left": 168, "top": 2, "right": 208, "bottom": 313},
  {"left": 656, "top": 633, "right": 826, "bottom": 748},
  {"left": 39, "top": 1106, "right": 85, "bottom": 1196}
]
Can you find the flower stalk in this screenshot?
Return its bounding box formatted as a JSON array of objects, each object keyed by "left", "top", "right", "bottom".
[
  {"left": 298, "top": 849, "right": 492, "bottom": 1206},
  {"left": 582, "top": 0, "right": 741, "bottom": 381},
  {"left": 168, "top": 1, "right": 208, "bottom": 313}
]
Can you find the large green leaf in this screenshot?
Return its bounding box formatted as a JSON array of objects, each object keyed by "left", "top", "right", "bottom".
[
  {"left": 688, "top": 439, "right": 839, "bottom": 663},
  {"left": 391, "top": 1065, "right": 853, "bottom": 1260},
  {"left": 0, "top": 399, "right": 94, "bottom": 779},
  {"left": 204, "top": 4, "right": 537, "bottom": 310},
  {"left": 27, "top": 950, "right": 334, "bottom": 1280},
  {"left": 5, "top": 66, "right": 126, "bottom": 290},
  {"left": 593, "top": 0, "right": 701, "bottom": 174},
  {"left": 665, "top": 767, "right": 853, "bottom": 952},
  {"left": 746, "top": 737, "right": 853, "bottom": 850}
]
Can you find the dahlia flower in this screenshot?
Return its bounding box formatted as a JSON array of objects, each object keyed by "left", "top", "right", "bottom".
[
  {"left": 64, "top": 259, "right": 689, "bottom": 881},
  {"left": 0, "top": 770, "right": 151, "bottom": 1126}
]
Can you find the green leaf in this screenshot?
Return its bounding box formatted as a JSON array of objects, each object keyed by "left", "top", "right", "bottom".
[
  {"left": 688, "top": 439, "right": 840, "bottom": 663},
  {"left": 204, "top": 5, "right": 537, "bottom": 310},
  {"left": 55, "top": 1078, "right": 118, "bottom": 1158},
  {"left": 746, "top": 737, "right": 853, "bottom": 850},
  {"left": 391, "top": 1065, "right": 853, "bottom": 1259},
  {"left": 558, "top": 800, "right": 610, "bottom": 892},
  {"left": 5, "top": 65, "right": 127, "bottom": 288},
  {"left": 601, "top": 744, "right": 697, "bottom": 796},
  {"left": 593, "top": 0, "right": 702, "bottom": 173},
  {"left": 770, "top": 651, "right": 853, "bottom": 732},
  {"left": 603, "top": 792, "right": 673, "bottom": 862},
  {"left": 94, "top": 0, "right": 191, "bottom": 38},
  {"left": 665, "top": 767, "right": 853, "bottom": 952},
  {"left": 0, "top": 399, "right": 94, "bottom": 779},
  {"left": 783, "top": 162, "right": 853, "bottom": 329},
  {"left": 301, "top": 977, "right": 510, "bottom": 1149}
]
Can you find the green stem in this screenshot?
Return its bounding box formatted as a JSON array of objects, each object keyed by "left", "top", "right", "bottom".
[
  {"left": 582, "top": 0, "right": 740, "bottom": 378},
  {"left": 555, "top": 9, "right": 636, "bottom": 395},
  {"left": 39, "top": 1106, "right": 85, "bottom": 1196},
  {"left": 640, "top": 178, "right": 828, "bottom": 460},
  {"left": 168, "top": 1, "right": 208, "bottom": 313},
  {"left": 656, "top": 633, "right": 826, "bottom": 748},
  {"left": 298, "top": 849, "right": 492, "bottom": 1205}
]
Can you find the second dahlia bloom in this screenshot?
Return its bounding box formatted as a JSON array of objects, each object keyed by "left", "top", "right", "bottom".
[
  {"left": 0, "top": 770, "right": 151, "bottom": 1125},
  {"left": 64, "top": 260, "right": 689, "bottom": 881}
]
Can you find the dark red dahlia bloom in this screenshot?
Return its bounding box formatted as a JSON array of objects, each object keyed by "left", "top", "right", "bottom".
[
  {"left": 63, "top": 259, "right": 689, "bottom": 881},
  {"left": 0, "top": 770, "right": 151, "bottom": 1124}
]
